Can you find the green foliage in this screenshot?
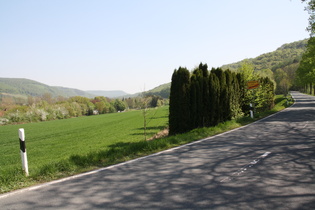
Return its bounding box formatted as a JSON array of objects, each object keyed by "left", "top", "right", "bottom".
[
  {"left": 169, "top": 67, "right": 191, "bottom": 135},
  {"left": 169, "top": 63, "right": 275, "bottom": 135},
  {"left": 302, "top": 0, "right": 315, "bottom": 36},
  {"left": 188, "top": 63, "right": 214, "bottom": 129},
  {"left": 212, "top": 68, "right": 228, "bottom": 123},
  {"left": 112, "top": 99, "right": 126, "bottom": 112},
  {"left": 296, "top": 37, "right": 315, "bottom": 94},
  {"left": 237, "top": 63, "right": 275, "bottom": 114},
  {"left": 208, "top": 72, "right": 220, "bottom": 126},
  {"left": 255, "top": 77, "right": 275, "bottom": 112}
]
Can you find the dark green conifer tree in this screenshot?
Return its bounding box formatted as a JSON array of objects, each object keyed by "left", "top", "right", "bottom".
[
  {"left": 169, "top": 67, "right": 191, "bottom": 135},
  {"left": 224, "top": 70, "right": 233, "bottom": 121},
  {"left": 236, "top": 73, "right": 247, "bottom": 114},
  {"left": 169, "top": 69, "right": 179, "bottom": 135},
  {"left": 209, "top": 71, "right": 220, "bottom": 126},
  {"left": 212, "top": 68, "right": 227, "bottom": 123},
  {"left": 190, "top": 74, "right": 198, "bottom": 129},
  {"left": 199, "top": 63, "right": 210, "bottom": 126}
]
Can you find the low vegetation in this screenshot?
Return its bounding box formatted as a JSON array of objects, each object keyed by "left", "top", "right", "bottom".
[{"left": 0, "top": 95, "right": 292, "bottom": 194}]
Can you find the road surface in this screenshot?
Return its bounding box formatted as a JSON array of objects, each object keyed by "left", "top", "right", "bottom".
[{"left": 1, "top": 91, "right": 315, "bottom": 209}]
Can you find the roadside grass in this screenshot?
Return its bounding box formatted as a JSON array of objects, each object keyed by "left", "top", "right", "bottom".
[{"left": 0, "top": 95, "right": 292, "bottom": 194}]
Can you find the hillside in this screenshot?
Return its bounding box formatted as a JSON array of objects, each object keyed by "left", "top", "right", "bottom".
[
  {"left": 221, "top": 39, "right": 308, "bottom": 71},
  {"left": 144, "top": 83, "right": 171, "bottom": 98},
  {"left": 0, "top": 78, "right": 95, "bottom": 98},
  {"left": 121, "top": 83, "right": 171, "bottom": 99}
]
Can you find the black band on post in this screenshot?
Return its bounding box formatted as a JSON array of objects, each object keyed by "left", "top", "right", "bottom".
[{"left": 19, "top": 138, "right": 26, "bottom": 153}]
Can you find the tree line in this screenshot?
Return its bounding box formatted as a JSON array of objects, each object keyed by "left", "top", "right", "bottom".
[
  {"left": 169, "top": 63, "right": 275, "bottom": 135},
  {"left": 295, "top": 0, "right": 315, "bottom": 95},
  {"left": 0, "top": 94, "right": 166, "bottom": 125},
  {"left": 296, "top": 37, "right": 315, "bottom": 94}
]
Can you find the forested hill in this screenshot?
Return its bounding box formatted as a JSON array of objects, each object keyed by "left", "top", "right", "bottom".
[
  {"left": 144, "top": 83, "right": 171, "bottom": 98},
  {"left": 0, "top": 78, "right": 95, "bottom": 98},
  {"left": 221, "top": 39, "right": 308, "bottom": 71}
]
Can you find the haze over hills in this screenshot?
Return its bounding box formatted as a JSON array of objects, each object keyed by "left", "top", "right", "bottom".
[
  {"left": 0, "top": 39, "right": 308, "bottom": 101},
  {"left": 86, "top": 90, "right": 130, "bottom": 98}
]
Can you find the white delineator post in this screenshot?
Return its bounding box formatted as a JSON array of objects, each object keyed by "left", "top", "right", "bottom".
[
  {"left": 249, "top": 103, "right": 254, "bottom": 119},
  {"left": 18, "top": 128, "right": 29, "bottom": 176}
]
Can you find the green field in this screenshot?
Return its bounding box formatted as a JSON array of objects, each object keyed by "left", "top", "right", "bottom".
[{"left": 0, "top": 107, "right": 168, "bottom": 183}]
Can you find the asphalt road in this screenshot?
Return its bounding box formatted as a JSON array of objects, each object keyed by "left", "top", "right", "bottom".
[{"left": 1, "top": 91, "right": 315, "bottom": 209}]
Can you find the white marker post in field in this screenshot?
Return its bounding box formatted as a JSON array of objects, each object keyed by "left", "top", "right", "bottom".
[{"left": 18, "top": 128, "right": 29, "bottom": 176}]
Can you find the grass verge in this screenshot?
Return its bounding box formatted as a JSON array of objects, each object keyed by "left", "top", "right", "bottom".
[{"left": 0, "top": 95, "right": 292, "bottom": 194}]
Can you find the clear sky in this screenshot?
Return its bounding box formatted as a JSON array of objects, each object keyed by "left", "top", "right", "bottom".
[{"left": 0, "top": 0, "right": 310, "bottom": 94}]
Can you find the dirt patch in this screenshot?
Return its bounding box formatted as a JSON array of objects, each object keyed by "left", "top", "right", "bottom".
[{"left": 147, "top": 128, "right": 169, "bottom": 141}]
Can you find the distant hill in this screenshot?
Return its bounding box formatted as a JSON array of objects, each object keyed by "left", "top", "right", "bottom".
[
  {"left": 144, "top": 83, "right": 171, "bottom": 99},
  {"left": 0, "top": 78, "right": 95, "bottom": 98},
  {"left": 119, "top": 83, "right": 171, "bottom": 99},
  {"left": 86, "top": 90, "right": 129, "bottom": 98}
]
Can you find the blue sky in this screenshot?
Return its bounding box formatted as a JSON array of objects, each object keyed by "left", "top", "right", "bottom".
[{"left": 0, "top": 0, "right": 310, "bottom": 94}]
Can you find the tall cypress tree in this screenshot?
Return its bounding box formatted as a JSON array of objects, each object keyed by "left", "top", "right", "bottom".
[
  {"left": 230, "top": 72, "right": 242, "bottom": 119},
  {"left": 169, "top": 69, "right": 179, "bottom": 135},
  {"left": 190, "top": 74, "right": 198, "bottom": 129},
  {"left": 199, "top": 63, "right": 210, "bottom": 127},
  {"left": 236, "top": 72, "right": 247, "bottom": 114},
  {"left": 209, "top": 72, "right": 220, "bottom": 126},
  {"left": 169, "top": 67, "right": 191, "bottom": 135},
  {"left": 225, "top": 70, "right": 233, "bottom": 121},
  {"left": 212, "top": 68, "right": 226, "bottom": 123}
]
